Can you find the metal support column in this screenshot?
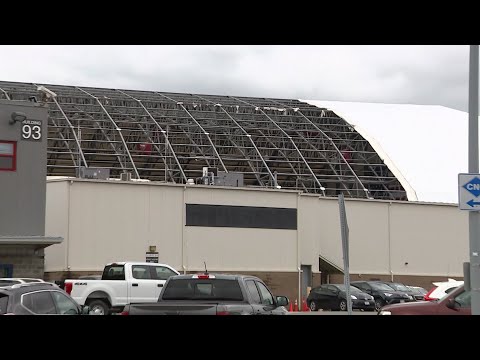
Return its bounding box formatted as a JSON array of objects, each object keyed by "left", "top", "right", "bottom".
[{"left": 468, "top": 44, "right": 480, "bottom": 315}]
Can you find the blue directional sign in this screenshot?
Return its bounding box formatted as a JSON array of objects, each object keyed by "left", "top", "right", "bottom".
[
  {"left": 463, "top": 177, "right": 480, "bottom": 197},
  {"left": 467, "top": 199, "right": 480, "bottom": 208},
  {"left": 459, "top": 173, "right": 480, "bottom": 210}
]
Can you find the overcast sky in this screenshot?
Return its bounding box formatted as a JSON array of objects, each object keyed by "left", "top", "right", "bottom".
[{"left": 0, "top": 45, "right": 470, "bottom": 111}]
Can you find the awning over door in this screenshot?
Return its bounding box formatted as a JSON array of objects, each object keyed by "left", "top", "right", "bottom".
[{"left": 319, "top": 255, "right": 343, "bottom": 274}]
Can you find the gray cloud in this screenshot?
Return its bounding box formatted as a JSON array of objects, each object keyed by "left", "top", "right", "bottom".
[{"left": 0, "top": 45, "right": 470, "bottom": 111}]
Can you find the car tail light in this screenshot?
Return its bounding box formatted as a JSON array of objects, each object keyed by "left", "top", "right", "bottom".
[
  {"left": 216, "top": 305, "right": 230, "bottom": 315},
  {"left": 192, "top": 274, "right": 215, "bottom": 279},
  {"left": 65, "top": 282, "right": 73, "bottom": 295},
  {"left": 118, "top": 311, "right": 129, "bottom": 315},
  {"left": 424, "top": 286, "right": 437, "bottom": 301}
]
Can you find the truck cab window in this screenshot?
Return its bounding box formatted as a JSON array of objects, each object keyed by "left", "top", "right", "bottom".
[
  {"left": 102, "top": 265, "right": 125, "bottom": 280},
  {"left": 256, "top": 281, "right": 274, "bottom": 306},
  {"left": 154, "top": 266, "right": 178, "bottom": 280},
  {"left": 246, "top": 280, "right": 262, "bottom": 304},
  {"left": 132, "top": 265, "right": 152, "bottom": 280}
]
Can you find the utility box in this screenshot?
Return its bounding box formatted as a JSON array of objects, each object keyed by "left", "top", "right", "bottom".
[
  {"left": 78, "top": 166, "right": 110, "bottom": 180},
  {"left": 0, "top": 100, "right": 48, "bottom": 236},
  {"left": 215, "top": 171, "right": 244, "bottom": 187}
]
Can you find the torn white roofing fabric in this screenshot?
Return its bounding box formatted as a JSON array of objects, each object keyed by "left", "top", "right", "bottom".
[{"left": 302, "top": 100, "right": 472, "bottom": 204}]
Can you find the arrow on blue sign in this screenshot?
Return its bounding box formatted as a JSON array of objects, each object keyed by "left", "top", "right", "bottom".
[
  {"left": 463, "top": 177, "right": 480, "bottom": 197},
  {"left": 467, "top": 199, "right": 480, "bottom": 207}
]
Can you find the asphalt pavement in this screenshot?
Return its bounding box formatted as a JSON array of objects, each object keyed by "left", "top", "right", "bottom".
[{"left": 288, "top": 310, "right": 377, "bottom": 315}]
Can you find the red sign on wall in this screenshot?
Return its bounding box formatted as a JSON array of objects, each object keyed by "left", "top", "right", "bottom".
[{"left": 0, "top": 140, "right": 16, "bottom": 171}]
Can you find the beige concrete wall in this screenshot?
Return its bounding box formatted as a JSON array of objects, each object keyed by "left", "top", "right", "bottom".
[
  {"left": 184, "top": 227, "right": 297, "bottom": 272},
  {"left": 308, "top": 197, "right": 468, "bottom": 278},
  {"left": 66, "top": 181, "right": 184, "bottom": 271},
  {"left": 45, "top": 181, "right": 69, "bottom": 272},
  {"left": 184, "top": 186, "right": 298, "bottom": 272},
  {"left": 298, "top": 195, "right": 321, "bottom": 271},
  {"left": 345, "top": 200, "right": 391, "bottom": 275},
  {"left": 44, "top": 179, "right": 470, "bottom": 282},
  {"left": 389, "top": 202, "right": 468, "bottom": 276},
  {"left": 184, "top": 186, "right": 298, "bottom": 208},
  {"left": 302, "top": 197, "right": 390, "bottom": 275},
  {"left": 300, "top": 196, "right": 343, "bottom": 271},
  {"left": 46, "top": 181, "right": 300, "bottom": 274}
]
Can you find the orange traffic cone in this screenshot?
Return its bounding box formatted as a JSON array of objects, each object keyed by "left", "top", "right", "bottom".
[
  {"left": 293, "top": 299, "right": 298, "bottom": 312},
  {"left": 288, "top": 301, "right": 293, "bottom": 312},
  {"left": 302, "top": 298, "right": 310, "bottom": 312}
]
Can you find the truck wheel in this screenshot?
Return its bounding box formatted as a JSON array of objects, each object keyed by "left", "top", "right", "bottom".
[{"left": 87, "top": 300, "right": 109, "bottom": 315}]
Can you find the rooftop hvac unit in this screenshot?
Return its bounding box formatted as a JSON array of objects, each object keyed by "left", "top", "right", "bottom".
[
  {"left": 77, "top": 167, "right": 110, "bottom": 180},
  {"left": 215, "top": 171, "right": 244, "bottom": 187},
  {"left": 202, "top": 167, "right": 218, "bottom": 177},
  {"left": 120, "top": 172, "right": 132, "bottom": 181}
]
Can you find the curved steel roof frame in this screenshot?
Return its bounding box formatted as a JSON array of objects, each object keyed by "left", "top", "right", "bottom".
[
  {"left": 0, "top": 87, "right": 11, "bottom": 100},
  {"left": 0, "top": 80, "right": 408, "bottom": 200},
  {"left": 76, "top": 87, "right": 140, "bottom": 179},
  {"left": 116, "top": 89, "right": 187, "bottom": 183},
  {"left": 192, "top": 94, "right": 277, "bottom": 188},
  {"left": 230, "top": 96, "right": 326, "bottom": 196},
  {"left": 155, "top": 92, "right": 228, "bottom": 173},
  {"left": 268, "top": 98, "right": 370, "bottom": 198},
  {"left": 35, "top": 84, "right": 89, "bottom": 169}
]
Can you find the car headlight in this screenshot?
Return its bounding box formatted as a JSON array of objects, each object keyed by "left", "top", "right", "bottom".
[
  {"left": 384, "top": 293, "right": 393, "bottom": 297},
  {"left": 378, "top": 310, "right": 391, "bottom": 315},
  {"left": 369, "top": 296, "right": 374, "bottom": 300},
  {"left": 351, "top": 295, "right": 357, "bottom": 300},
  {"left": 408, "top": 295, "right": 413, "bottom": 300}
]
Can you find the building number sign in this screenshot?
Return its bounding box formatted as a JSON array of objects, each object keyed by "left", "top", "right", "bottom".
[{"left": 21, "top": 119, "right": 42, "bottom": 141}]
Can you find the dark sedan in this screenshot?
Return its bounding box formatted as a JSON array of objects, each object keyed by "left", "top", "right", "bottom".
[
  {"left": 378, "top": 282, "right": 419, "bottom": 300},
  {"left": 351, "top": 281, "right": 415, "bottom": 311},
  {"left": 307, "top": 284, "right": 375, "bottom": 311},
  {"left": 407, "top": 286, "right": 428, "bottom": 301}
]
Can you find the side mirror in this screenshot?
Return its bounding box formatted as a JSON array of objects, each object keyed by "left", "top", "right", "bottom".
[
  {"left": 82, "top": 306, "right": 91, "bottom": 315},
  {"left": 276, "top": 296, "right": 289, "bottom": 307},
  {"left": 446, "top": 298, "right": 458, "bottom": 310}
]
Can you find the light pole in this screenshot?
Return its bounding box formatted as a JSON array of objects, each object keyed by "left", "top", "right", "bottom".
[{"left": 468, "top": 44, "right": 480, "bottom": 315}]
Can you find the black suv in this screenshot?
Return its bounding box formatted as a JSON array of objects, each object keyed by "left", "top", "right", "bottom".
[
  {"left": 0, "top": 282, "right": 89, "bottom": 315},
  {"left": 351, "top": 281, "right": 415, "bottom": 311}
]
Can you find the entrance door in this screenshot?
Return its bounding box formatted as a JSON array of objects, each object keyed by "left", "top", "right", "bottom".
[
  {"left": 301, "top": 265, "right": 312, "bottom": 300},
  {"left": 0, "top": 264, "right": 13, "bottom": 277}
]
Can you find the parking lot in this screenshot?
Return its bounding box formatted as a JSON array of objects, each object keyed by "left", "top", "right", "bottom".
[{"left": 289, "top": 310, "right": 376, "bottom": 315}]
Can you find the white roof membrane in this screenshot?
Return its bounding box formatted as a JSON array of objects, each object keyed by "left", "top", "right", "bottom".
[{"left": 303, "top": 100, "right": 472, "bottom": 204}]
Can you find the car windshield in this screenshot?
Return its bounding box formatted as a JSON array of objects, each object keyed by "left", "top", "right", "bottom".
[
  {"left": 389, "top": 283, "right": 409, "bottom": 292},
  {"left": 335, "top": 284, "right": 363, "bottom": 293},
  {"left": 371, "top": 283, "right": 395, "bottom": 291}
]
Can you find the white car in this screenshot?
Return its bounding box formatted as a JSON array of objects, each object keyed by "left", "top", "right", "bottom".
[{"left": 424, "top": 278, "right": 463, "bottom": 301}]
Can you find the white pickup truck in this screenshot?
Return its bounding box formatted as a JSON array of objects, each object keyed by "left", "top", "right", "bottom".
[{"left": 64, "top": 262, "right": 180, "bottom": 314}]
